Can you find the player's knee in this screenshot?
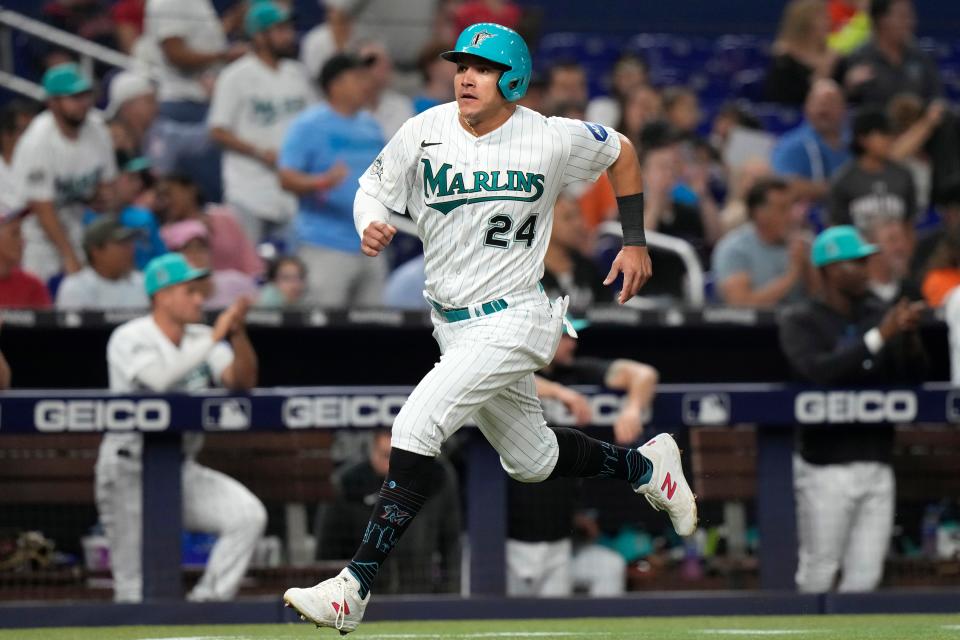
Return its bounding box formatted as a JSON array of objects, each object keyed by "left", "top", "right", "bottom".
[
  {"left": 390, "top": 420, "right": 444, "bottom": 458},
  {"left": 502, "top": 459, "right": 553, "bottom": 483},
  {"left": 247, "top": 499, "right": 268, "bottom": 537}
]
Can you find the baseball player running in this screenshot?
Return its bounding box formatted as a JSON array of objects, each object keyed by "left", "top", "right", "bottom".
[
  {"left": 95, "top": 253, "right": 266, "bottom": 602},
  {"left": 284, "top": 23, "right": 697, "bottom": 634}
]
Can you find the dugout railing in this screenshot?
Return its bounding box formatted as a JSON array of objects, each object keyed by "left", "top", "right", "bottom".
[{"left": 1, "top": 384, "right": 960, "bottom": 627}]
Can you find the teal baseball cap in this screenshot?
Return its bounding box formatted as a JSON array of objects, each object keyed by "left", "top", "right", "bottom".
[
  {"left": 811, "top": 225, "right": 878, "bottom": 267},
  {"left": 245, "top": 1, "right": 291, "bottom": 36},
  {"left": 143, "top": 253, "right": 209, "bottom": 297},
  {"left": 42, "top": 63, "right": 93, "bottom": 98}
]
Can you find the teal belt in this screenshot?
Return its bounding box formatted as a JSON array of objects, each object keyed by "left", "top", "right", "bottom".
[{"left": 428, "top": 297, "right": 509, "bottom": 322}]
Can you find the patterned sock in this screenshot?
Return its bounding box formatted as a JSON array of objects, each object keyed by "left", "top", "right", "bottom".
[
  {"left": 548, "top": 427, "right": 652, "bottom": 485},
  {"left": 346, "top": 447, "right": 433, "bottom": 598}
]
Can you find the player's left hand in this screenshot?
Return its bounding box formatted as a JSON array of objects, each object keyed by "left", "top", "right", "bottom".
[{"left": 604, "top": 245, "right": 652, "bottom": 304}]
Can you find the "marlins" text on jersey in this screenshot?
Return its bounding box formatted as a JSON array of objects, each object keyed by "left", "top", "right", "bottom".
[{"left": 421, "top": 158, "right": 545, "bottom": 214}]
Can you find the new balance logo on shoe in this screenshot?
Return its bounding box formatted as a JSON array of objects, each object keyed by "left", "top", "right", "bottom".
[
  {"left": 332, "top": 600, "right": 350, "bottom": 616},
  {"left": 661, "top": 472, "right": 678, "bottom": 500}
]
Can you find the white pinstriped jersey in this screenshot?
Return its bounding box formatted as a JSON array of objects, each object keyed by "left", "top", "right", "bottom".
[{"left": 358, "top": 102, "right": 621, "bottom": 307}]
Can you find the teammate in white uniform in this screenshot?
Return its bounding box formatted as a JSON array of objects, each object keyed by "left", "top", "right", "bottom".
[
  {"left": 95, "top": 252, "right": 266, "bottom": 602},
  {"left": 12, "top": 63, "right": 117, "bottom": 281},
  {"left": 283, "top": 24, "right": 698, "bottom": 634},
  {"left": 208, "top": 1, "right": 315, "bottom": 242}
]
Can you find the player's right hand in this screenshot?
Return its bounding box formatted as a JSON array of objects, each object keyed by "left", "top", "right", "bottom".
[
  {"left": 361, "top": 221, "right": 397, "bottom": 257},
  {"left": 212, "top": 297, "right": 251, "bottom": 342}
]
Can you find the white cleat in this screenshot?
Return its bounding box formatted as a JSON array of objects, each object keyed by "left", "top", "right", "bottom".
[
  {"left": 633, "top": 433, "right": 698, "bottom": 537},
  {"left": 283, "top": 568, "right": 370, "bottom": 635}
]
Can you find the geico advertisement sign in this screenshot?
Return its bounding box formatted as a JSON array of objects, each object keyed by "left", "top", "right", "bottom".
[
  {"left": 34, "top": 399, "right": 171, "bottom": 432},
  {"left": 794, "top": 391, "right": 916, "bottom": 423},
  {"left": 283, "top": 395, "right": 409, "bottom": 428},
  {"left": 282, "top": 394, "right": 629, "bottom": 428},
  {"left": 282, "top": 394, "right": 632, "bottom": 428}
]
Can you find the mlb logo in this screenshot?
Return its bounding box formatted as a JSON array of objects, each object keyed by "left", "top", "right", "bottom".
[
  {"left": 583, "top": 122, "right": 608, "bottom": 142},
  {"left": 682, "top": 393, "right": 731, "bottom": 426},
  {"left": 202, "top": 398, "right": 252, "bottom": 431}
]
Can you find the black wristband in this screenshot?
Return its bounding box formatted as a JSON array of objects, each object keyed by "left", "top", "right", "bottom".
[{"left": 617, "top": 193, "right": 646, "bottom": 246}]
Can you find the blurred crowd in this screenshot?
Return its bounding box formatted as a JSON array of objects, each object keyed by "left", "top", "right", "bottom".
[{"left": 0, "top": 0, "right": 954, "bottom": 315}]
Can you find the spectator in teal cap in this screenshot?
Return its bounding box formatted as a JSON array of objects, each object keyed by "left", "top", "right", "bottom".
[
  {"left": 779, "top": 223, "right": 927, "bottom": 594},
  {"left": 208, "top": 0, "right": 313, "bottom": 243},
  {"left": 12, "top": 62, "right": 117, "bottom": 281}
]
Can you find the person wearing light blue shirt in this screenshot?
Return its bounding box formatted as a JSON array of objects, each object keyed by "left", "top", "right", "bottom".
[
  {"left": 771, "top": 79, "right": 850, "bottom": 204},
  {"left": 279, "top": 53, "right": 385, "bottom": 308}
]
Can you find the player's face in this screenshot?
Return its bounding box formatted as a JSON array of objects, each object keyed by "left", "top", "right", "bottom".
[
  {"left": 156, "top": 280, "right": 208, "bottom": 324},
  {"left": 454, "top": 55, "right": 509, "bottom": 122}
]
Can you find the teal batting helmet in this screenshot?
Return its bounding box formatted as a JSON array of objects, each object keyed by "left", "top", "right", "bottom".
[{"left": 441, "top": 23, "right": 531, "bottom": 102}]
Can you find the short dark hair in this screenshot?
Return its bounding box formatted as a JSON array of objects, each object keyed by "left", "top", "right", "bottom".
[
  {"left": 159, "top": 172, "right": 205, "bottom": 207},
  {"left": 267, "top": 255, "right": 307, "bottom": 282},
  {"left": 746, "top": 177, "right": 789, "bottom": 217},
  {"left": 851, "top": 108, "right": 892, "bottom": 156},
  {"left": 637, "top": 120, "right": 680, "bottom": 162},
  {"left": 870, "top": 0, "right": 910, "bottom": 24}
]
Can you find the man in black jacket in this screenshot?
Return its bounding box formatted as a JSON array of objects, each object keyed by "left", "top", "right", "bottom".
[{"left": 778, "top": 224, "right": 927, "bottom": 593}]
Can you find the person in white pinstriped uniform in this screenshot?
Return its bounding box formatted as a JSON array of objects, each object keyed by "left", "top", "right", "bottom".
[
  {"left": 283, "top": 23, "right": 698, "bottom": 634},
  {"left": 95, "top": 253, "right": 266, "bottom": 602}
]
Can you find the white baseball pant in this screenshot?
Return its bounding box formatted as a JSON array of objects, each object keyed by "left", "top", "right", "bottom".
[
  {"left": 793, "top": 455, "right": 894, "bottom": 593},
  {"left": 507, "top": 539, "right": 628, "bottom": 597},
  {"left": 390, "top": 287, "right": 567, "bottom": 483},
  {"left": 506, "top": 538, "right": 573, "bottom": 596},
  {"left": 95, "top": 453, "right": 267, "bottom": 602}
]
